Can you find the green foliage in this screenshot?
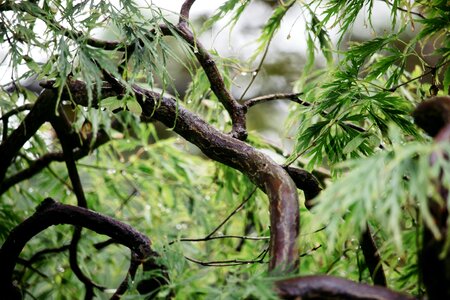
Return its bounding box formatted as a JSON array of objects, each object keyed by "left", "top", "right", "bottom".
[
  {"left": 201, "top": 0, "right": 251, "bottom": 34},
  {"left": 1, "top": 0, "right": 450, "bottom": 299}
]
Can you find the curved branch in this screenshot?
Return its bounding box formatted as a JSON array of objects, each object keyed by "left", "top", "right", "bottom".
[
  {"left": 179, "top": 0, "right": 196, "bottom": 25},
  {"left": 134, "top": 85, "right": 299, "bottom": 273},
  {"left": 44, "top": 78, "right": 298, "bottom": 272},
  {"left": 0, "top": 198, "right": 164, "bottom": 298},
  {"left": 275, "top": 276, "right": 415, "bottom": 300}
]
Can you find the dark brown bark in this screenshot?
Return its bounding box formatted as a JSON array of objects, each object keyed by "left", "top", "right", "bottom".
[
  {"left": 0, "top": 199, "right": 163, "bottom": 299},
  {"left": 275, "top": 276, "right": 415, "bottom": 300},
  {"left": 136, "top": 86, "right": 299, "bottom": 273}
]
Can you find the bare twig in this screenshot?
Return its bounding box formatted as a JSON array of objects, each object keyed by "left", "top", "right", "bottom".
[
  {"left": 185, "top": 247, "right": 269, "bottom": 267},
  {"left": 206, "top": 187, "right": 257, "bottom": 238},
  {"left": 238, "top": 1, "right": 296, "bottom": 101},
  {"left": 171, "top": 235, "right": 269, "bottom": 245},
  {"left": 244, "top": 92, "right": 306, "bottom": 108},
  {"left": 169, "top": 188, "right": 258, "bottom": 245},
  {"left": 1, "top": 104, "right": 34, "bottom": 142}
]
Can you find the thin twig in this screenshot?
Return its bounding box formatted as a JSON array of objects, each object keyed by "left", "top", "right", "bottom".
[
  {"left": 300, "top": 244, "right": 322, "bottom": 257},
  {"left": 206, "top": 187, "right": 257, "bottom": 239},
  {"left": 185, "top": 247, "right": 269, "bottom": 267},
  {"left": 0, "top": 103, "right": 34, "bottom": 121},
  {"left": 244, "top": 92, "right": 306, "bottom": 108},
  {"left": 382, "top": 0, "right": 425, "bottom": 19},
  {"left": 170, "top": 235, "right": 269, "bottom": 245},
  {"left": 386, "top": 60, "right": 449, "bottom": 92},
  {"left": 238, "top": 1, "right": 296, "bottom": 101}
]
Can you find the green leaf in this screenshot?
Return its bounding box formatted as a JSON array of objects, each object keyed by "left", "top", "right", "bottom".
[{"left": 343, "top": 134, "right": 366, "bottom": 154}]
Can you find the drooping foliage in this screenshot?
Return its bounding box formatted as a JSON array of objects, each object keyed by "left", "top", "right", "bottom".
[{"left": 0, "top": 0, "right": 449, "bottom": 299}]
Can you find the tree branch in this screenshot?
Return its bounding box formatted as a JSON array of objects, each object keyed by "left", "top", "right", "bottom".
[
  {"left": 0, "top": 198, "right": 165, "bottom": 298},
  {"left": 0, "top": 89, "right": 57, "bottom": 183},
  {"left": 179, "top": 0, "right": 196, "bottom": 25},
  {"left": 0, "top": 128, "right": 110, "bottom": 196},
  {"left": 361, "top": 225, "right": 387, "bottom": 287},
  {"left": 53, "top": 78, "right": 298, "bottom": 273},
  {"left": 134, "top": 84, "right": 299, "bottom": 273},
  {"left": 275, "top": 276, "right": 415, "bottom": 300}
]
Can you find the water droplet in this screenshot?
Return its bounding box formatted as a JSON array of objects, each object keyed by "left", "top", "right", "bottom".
[
  {"left": 252, "top": 71, "right": 257, "bottom": 76},
  {"left": 240, "top": 72, "right": 248, "bottom": 76}
]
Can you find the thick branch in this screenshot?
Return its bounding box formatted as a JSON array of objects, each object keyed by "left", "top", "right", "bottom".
[
  {"left": 284, "top": 166, "right": 321, "bottom": 210},
  {"left": 0, "top": 198, "right": 162, "bottom": 298},
  {"left": 275, "top": 276, "right": 415, "bottom": 300},
  {"left": 134, "top": 84, "right": 299, "bottom": 273}
]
